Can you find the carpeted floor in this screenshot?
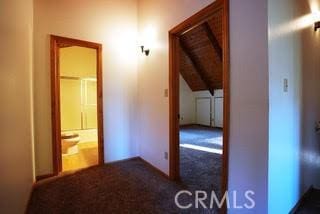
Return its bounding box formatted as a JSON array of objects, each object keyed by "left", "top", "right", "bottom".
[
  {"left": 28, "top": 158, "right": 215, "bottom": 213},
  {"left": 179, "top": 125, "right": 223, "bottom": 199},
  {"left": 27, "top": 126, "right": 222, "bottom": 214}
]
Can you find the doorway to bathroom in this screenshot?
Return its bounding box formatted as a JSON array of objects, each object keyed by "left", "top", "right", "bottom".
[{"left": 50, "top": 35, "right": 104, "bottom": 174}]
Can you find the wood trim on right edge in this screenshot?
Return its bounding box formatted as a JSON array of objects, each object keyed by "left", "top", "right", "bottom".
[{"left": 221, "top": 0, "right": 230, "bottom": 213}]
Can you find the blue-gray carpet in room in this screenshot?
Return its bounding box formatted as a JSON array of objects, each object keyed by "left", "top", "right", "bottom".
[{"left": 179, "top": 125, "right": 223, "bottom": 196}]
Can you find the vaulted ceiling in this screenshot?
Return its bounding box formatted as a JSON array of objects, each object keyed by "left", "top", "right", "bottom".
[{"left": 179, "top": 8, "right": 223, "bottom": 95}]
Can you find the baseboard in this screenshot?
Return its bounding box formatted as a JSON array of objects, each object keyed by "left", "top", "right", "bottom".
[
  {"left": 179, "top": 123, "right": 197, "bottom": 127},
  {"left": 180, "top": 124, "right": 223, "bottom": 129},
  {"left": 36, "top": 173, "right": 56, "bottom": 181},
  {"left": 35, "top": 157, "right": 169, "bottom": 182},
  {"left": 138, "top": 157, "right": 170, "bottom": 179},
  {"left": 105, "top": 156, "right": 141, "bottom": 165},
  {"left": 289, "top": 185, "right": 314, "bottom": 214}
]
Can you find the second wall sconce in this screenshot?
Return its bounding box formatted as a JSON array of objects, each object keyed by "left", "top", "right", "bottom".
[
  {"left": 140, "top": 46, "right": 150, "bottom": 56},
  {"left": 315, "top": 21, "right": 320, "bottom": 31}
]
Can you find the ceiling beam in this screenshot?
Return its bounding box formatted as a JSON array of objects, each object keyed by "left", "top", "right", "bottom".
[
  {"left": 179, "top": 38, "right": 214, "bottom": 95},
  {"left": 203, "top": 22, "right": 222, "bottom": 61}
]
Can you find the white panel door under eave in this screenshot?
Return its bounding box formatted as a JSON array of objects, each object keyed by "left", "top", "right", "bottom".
[
  {"left": 214, "top": 97, "right": 223, "bottom": 128},
  {"left": 196, "top": 98, "right": 211, "bottom": 126}
]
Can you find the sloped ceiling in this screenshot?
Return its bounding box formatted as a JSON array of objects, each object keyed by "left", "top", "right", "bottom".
[{"left": 179, "top": 8, "right": 223, "bottom": 95}]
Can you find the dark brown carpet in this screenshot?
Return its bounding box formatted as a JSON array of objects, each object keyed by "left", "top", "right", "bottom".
[{"left": 27, "top": 158, "right": 220, "bottom": 213}]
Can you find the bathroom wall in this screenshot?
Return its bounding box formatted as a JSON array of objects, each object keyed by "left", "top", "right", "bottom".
[
  {"left": 60, "top": 46, "right": 97, "bottom": 131},
  {"left": 60, "top": 46, "right": 97, "bottom": 78},
  {"left": 60, "top": 79, "right": 82, "bottom": 130},
  {"left": 34, "top": 0, "right": 139, "bottom": 176},
  {"left": 0, "top": 0, "right": 35, "bottom": 212}
]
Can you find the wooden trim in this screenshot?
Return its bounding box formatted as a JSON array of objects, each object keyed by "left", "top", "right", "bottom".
[
  {"left": 179, "top": 124, "right": 198, "bottom": 127},
  {"left": 169, "top": 0, "right": 229, "bottom": 213},
  {"left": 180, "top": 124, "right": 222, "bottom": 129},
  {"left": 202, "top": 22, "right": 222, "bottom": 61},
  {"left": 35, "top": 173, "right": 56, "bottom": 181},
  {"left": 169, "top": 33, "right": 180, "bottom": 181},
  {"left": 170, "top": 1, "right": 223, "bottom": 35},
  {"left": 50, "top": 35, "right": 104, "bottom": 176},
  {"left": 221, "top": 1, "right": 230, "bottom": 213}
]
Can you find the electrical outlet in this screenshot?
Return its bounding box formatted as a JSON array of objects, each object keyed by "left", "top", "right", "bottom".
[
  {"left": 164, "top": 152, "right": 168, "bottom": 160},
  {"left": 283, "top": 78, "right": 288, "bottom": 92}
]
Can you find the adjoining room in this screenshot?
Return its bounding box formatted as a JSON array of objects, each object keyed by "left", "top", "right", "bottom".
[{"left": 178, "top": 3, "right": 224, "bottom": 201}]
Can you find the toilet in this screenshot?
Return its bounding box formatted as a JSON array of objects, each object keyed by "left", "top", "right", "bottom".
[{"left": 61, "top": 132, "right": 80, "bottom": 154}]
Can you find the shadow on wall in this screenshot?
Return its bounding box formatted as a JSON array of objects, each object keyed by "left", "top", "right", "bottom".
[{"left": 269, "top": 0, "right": 320, "bottom": 213}]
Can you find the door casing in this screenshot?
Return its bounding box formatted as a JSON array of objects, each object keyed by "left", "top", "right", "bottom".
[
  {"left": 50, "top": 35, "right": 104, "bottom": 175},
  {"left": 169, "top": 0, "right": 230, "bottom": 212}
]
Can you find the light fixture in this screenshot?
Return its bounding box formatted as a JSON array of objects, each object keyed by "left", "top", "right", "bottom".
[
  {"left": 140, "top": 45, "right": 150, "bottom": 56},
  {"left": 315, "top": 21, "right": 320, "bottom": 31}
]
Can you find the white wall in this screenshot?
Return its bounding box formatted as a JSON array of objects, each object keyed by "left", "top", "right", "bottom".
[
  {"left": 137, "top": 0, "right": 214, "bottom": 174},
  {"left": 179, "top": 75, "right": 224, "bottom": 126},
  {"left": 0, "top": 0, "right": 35, "bottom": 213},
  {"left": 34, "top": 0, "right": 139, "bottom": 176},
  {"left": 227, "top": 0, "right": 269, "bottom": 213},
  {"left": 299, "top": 0, "right": 320, "bottom": 193},
  {"left": 179, "top": 75, "right": 195, "bottom": 125},
  {"left": 193, "top": 89, "right": 223, "bottom": 127},
  {"left": 268, "top": 0, "right": 320, "bottom": 212},
  {"left": 268, "top": 0, "right": 303, "bottom": 212}
]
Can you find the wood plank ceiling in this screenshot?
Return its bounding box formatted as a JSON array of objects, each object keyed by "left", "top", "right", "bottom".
[{"left": 179, "top": 8, "right": 223, "bottom": 95}]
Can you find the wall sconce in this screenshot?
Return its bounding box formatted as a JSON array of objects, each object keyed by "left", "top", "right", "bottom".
[
  {"left": 140, "top": 46, "right": 150, "bottom": 56},
  {"left": 315, "top": 21, "right": 320, "bottom": 31}
]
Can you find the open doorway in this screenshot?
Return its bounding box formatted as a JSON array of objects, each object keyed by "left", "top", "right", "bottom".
[
  {"left": 169, "top": 0, "right": 229, "bottom": 210},
  {"left": 50, "top": 35, "right": 104, "bottom": 174}
]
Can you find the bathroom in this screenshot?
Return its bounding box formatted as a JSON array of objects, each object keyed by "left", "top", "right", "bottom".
[{"left": 59, "top": 45, "right": 99, "bottom": 172}]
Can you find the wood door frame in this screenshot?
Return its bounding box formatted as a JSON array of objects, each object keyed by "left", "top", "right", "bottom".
[
  {"left": 50, "top": 35, "right": 104, "bottom": 175},
  {"left": 169, "top": 0, "right": 230, "bottom": 211}
]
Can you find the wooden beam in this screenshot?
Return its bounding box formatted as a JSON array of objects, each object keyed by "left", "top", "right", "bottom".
[
  {"left": 203, "top": 22, "right": 222, "bottom": 61},
  {"left": 179, "top": 38, "right": 214, "bottom": 95}
]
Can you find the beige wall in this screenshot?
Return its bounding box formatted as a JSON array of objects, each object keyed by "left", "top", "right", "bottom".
[
  {"left": 60, "top": 79, "right": 82, "bottom": 130},
  {"left": 0, "top": 0, "right": 35, "bottom": 213},
  {"left": 34, "top": 0, "right": 139, "bottom": 176},
  {"left": 60, "top": 46, "right": 97, "bottom": 78},
  {"left": 137, "top": 0, "right": 214, "bottom": 175}
]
